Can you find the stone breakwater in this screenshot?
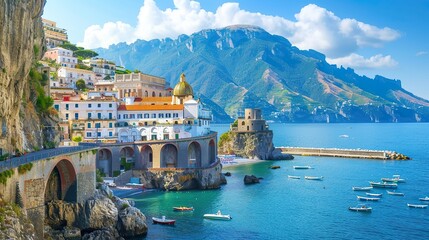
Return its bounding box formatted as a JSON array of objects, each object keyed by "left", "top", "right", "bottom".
[
  {"left": 280, "top": 147, "right": 410, "bottom": 160},
  {"left": 44, "top": 184, "right": 148, "bottom": 239}
]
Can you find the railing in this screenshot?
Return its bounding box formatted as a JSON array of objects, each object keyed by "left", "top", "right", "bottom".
[{"left": 0, "top": 146, "right": 97, "bottom": 171}]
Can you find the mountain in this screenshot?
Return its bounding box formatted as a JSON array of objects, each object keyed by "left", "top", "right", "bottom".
[{"left": 96, "top": 25, "right": 429, "bottom": 123}]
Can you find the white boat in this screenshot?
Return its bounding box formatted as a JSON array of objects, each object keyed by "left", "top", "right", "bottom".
[
  {"left": 381, "top": 175, "right": 405, "bottom": 183},
  {"left": 349, "top": 204, "right": 372, "bottom": 212},
  {"left": 357, "top": 195, "right": 380, "bottom": 201},
  {"left": 293, "top": 166, "right": 312, "bottom": 169},
  {"left": 407, "top": 203, "right": 428, "bottom": 208},
  {"left": 352, "top": 187, "right": 373, "bottom": 191},
  {"left": 387, "top": 190, "right": 404, "bottom": 196},
  {"left": 203, "top": 210, "right": 232, "bottom": 220},
  {"left": 366, "top": 192, "right": 382, "bottom": 197},
  {"left": 419, "top": 196, "right": 429, "bottom": 201},
  {"left": 369, "top": 181, "right": 398, "bottom": 189},
  {"left": 288, "top": 175, "right": 301, "bottom": 179},
  {"left": 339, "top": 134, "right": 349, "bottom": 138},
  {"left": 152, "top": 216, "right": 176, "bottom": 225},
  {"left": 304, "top": 176, "right": 323, "bottom": 180}
]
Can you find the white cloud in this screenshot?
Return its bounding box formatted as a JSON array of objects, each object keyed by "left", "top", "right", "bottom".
[
  {"left": 327, "top": 53, "right": 398, "bottom": 69},
  {"left": 416, "top": 51, "right": 428, "bottom": 56},
  {"left": 79, "top": 0, "right": 400, "bottom": 66}
]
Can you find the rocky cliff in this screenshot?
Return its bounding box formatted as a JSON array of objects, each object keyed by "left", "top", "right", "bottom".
[
  {"left": 0, "top": 200, "right": 36, "bottom": 239},
  {"left": 44, "top": 184, "right": 148, "bottom": 239},
  {"left": 219, "top": 130, "right": 293, "bottom": 160},
  {"left": 0, "top": 0, "right": 58, "bottom": 153}
]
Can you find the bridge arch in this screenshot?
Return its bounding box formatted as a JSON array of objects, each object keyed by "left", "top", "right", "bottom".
[
  {"left": 161, "top": 144, "right": 178, "bottom": 168},
  {"left": 44, "top": 159, "right": 77, "bottom": 203},
  {"left": 97, "top": 148, "right": 113, "bottom": 177},
  {"left": 140, "top": 145, "right": 153, "bottom": 169},
  {"left": 188, "top": 141, "right": 201, "bottom": 168},
  {"left": 120, "top": 146, "right": 135, "bottom": 170},
  {"left": 209, "top": 139, "right": 216, "bottom": 164}
]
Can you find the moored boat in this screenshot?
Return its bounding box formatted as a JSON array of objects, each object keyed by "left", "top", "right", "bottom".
[
  {"left": 203, "top": 210, "right": 232, "bottom": 220},
  {"left": 407, "top": 203, "right": 428, "bottom": 208},
  {"left": 419, "top": 196, "right": 429, "bottom": 201},
  {"left": 288, "top": 175, "right": 301, "bottom": 179},
  {"left": 152, "top": 216, "right": 176, "bottom": 225},
  {"left": 366, "top": 192, "right": 382, "bottom": 197},
  {"left": 357, "top": 195, "right": 380, "bottom": 201},
  {"left": 270, "top": 165, "right": 281, "bottom": 169},
  {"left": 173, "top": 206, "right": 194, "bottom": 211},
  {"left": 293, "top": 166, "right": 312, "bottom": 169},
  {"left": 304, "top": 176, "right": 323, "bottom": 180},
  {"left": 349, "top": 204, "right": 372, "bottom": 212},
  {"left": 369, "top": 181, "right": 398, "bottom": 188},
  {"left": 387, "top": 190, "right": 404, "bottom": 196},
  {"left": 381, "top": 175, "right": 405, "bottom": 183},
  {"left": 352, "top": 186, "right": 373, "bottom": 191}
]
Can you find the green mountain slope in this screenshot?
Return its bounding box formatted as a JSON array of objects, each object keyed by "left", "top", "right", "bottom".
[{"left": 97, "top": 25, "right": 429, "bottom": 122}]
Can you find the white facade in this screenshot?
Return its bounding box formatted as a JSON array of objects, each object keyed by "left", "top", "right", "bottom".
[
  {"left": 43, "top": 47, "right": 77, "bottom": 68},
  {"left": 82, "top": 58, "right": 116, "bottom": 79},
  {"left": 57, "top": 67, "right": 96, "bottom": 88}
]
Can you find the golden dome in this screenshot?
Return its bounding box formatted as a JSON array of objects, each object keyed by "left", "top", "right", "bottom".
[{"left": 173, "top": 73, "right": 193, "bottom": 97}]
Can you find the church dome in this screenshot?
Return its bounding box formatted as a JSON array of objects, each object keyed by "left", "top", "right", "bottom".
[{"left": 173, "top": 73, "right": 193, "bottom": 97}]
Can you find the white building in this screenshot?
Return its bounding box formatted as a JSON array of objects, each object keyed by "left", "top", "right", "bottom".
[
  {"left": 57, "top": 67, "right": 96, "bottom": 89},
  {"left": 82, "top": 58, "right": 116, "bottom": 80},
  {"left": 43, "top": 47, "right": 77, "bottom": 68}
]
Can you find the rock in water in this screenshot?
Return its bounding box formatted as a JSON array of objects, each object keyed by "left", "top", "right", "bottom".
[
  {"left": 117, "top": 206, "right": 148, "bottom": 237},
  {"left": 84, "top": 197, "right": 118, "bottom": 230},
  {"left": 244, "top": 175, "right": 260, "bottom": 184}
]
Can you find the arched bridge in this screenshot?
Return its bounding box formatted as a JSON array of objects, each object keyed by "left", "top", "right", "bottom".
[{"left": 0, "top": 146, "right": 97, "bottom": 238}]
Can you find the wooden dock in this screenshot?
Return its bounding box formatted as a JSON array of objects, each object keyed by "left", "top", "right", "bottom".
[{"left": 280, "top": 147, "right": 409, "bottom": 160}]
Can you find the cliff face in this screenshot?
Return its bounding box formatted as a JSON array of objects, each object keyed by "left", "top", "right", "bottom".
[{"left": 0, "top": 0, "right": 47, "bottom": 152}]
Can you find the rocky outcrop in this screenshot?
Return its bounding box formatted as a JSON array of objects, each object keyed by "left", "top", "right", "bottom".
[
  {"left": 44, "top": 185, "right": 147, "bottom": 239},
  {"left": 244, "top": 175, "right": 260, "bottom": 184},
  {"left": 0, "top": 202, "right": 36, "bottom": 239},
  {"left": 134, "top": 162, "right": 225, "bottom": 191},
  {"left": 219, "top": 131, "right": 294, "bottom": 160},
  {"left": 0, "top": 0, "right": 48, "bottom": 152}
]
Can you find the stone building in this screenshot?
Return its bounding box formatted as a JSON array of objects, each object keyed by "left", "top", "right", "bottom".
[
  {"left": 236, "top": 108, "right": 269, "bottom": 132},
  {"left": 42, "top": 18, "right": 68, "bottom": 49}
]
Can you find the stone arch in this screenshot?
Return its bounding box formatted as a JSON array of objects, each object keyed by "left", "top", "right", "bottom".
[
  {"left": 118, "top": 128, "right": 129, "bottom": 142},
  {"left": 209, "top": 139, "right": 216, "bottom": 165},
  {"left": 120, "top": 146, "right": 135, "bottom": 171},
  {"left": 141, "top": 145, "right": 153, "bottom": 169},
  {"left": 44, "top": 159, "right": 77, "bottom": 203},
  {"left": 161, "top": 144, "right": 178, "bottom": 168},
  {"left": 152, "top": 91, "right": 156, "bottom": 97},
  {"left": 97, "top": 148, "right": 113, "bottom": 177},
  {"left": 188, "top": 141, "right": 201, "bottom": 168}
]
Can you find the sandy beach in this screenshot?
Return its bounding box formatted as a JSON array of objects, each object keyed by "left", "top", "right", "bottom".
[{"left": 222, "top": 157, "right": 261, "bottom": 168}]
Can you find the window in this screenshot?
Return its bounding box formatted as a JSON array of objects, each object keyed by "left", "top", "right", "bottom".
[
  {"left": 97, "top": 104, "right": 101, "bottom": 108},
  {"left": 166, "top": 113, "right": 171, "bottom": 118},
  {"left": 130, "top": 114, "right": 135, "bottom": 119},
  {"left": 88, "top": 103, "right": 92, "bottom": 108},
  {"left": 144, "top": 113, "right": 149, "bottom": 118},
  {"left": 175, "top": 134, "right": 179, "bottom": 139},
  {"left": 108, "top": 113, "right": 112, "bottom": 119},
  {"left": 54, "top": 104, "right": 59, "bottom": 111},
  {"left": 118, "top": 114, "right": 121, "bottom": 119},
  {"left": 124, "top": 114, "right": 128, "bottom": 119},
  {"left": 141, "top": 136, "right": 147, "bottom": 141},
  {"left": 88, "top": 113, "right": 92, "bottom": 119},
  {"left": 173, "top": 113, "right": 178, "bottom": 118},
  {"left": 163, "top": 134, "right": 169, "bottom": 140},
  {"left": 86, "top": 132, "right": 92, "bottom": 137},
  {"left": 97, "top": 113, "right": 102, "bottom": 119},
  {"left": 109, "top": 103, "right": 112, "bottom": 108},
  {"left": 65, "top": 113, "right": 69, "bottom": 120},
  {"left": 109, "top": 122, "right": 113, "bottom": 128},
  {"left": 87, "top": 123, "right": 91, "bottom": 128},
  {"left": 97, "top": 132, "right": 101, "bottom": 137},
  {"left": 74, "top": 113, "right": 79, "bottom": 120},
  {"left": 74, "top": 103, "right": 78, "bottom": 108},
  {"left": 109, "top": 132, "right": 112, "bottom": 137},
  {"left": 65, "top": 104, "right": 69, "bottom": 110},
  {"left": 151, "top": 134, "right": 157, "bottom": 140},
  {"left": 151, "top": 113, "right": 156, "bottom": 118},
  {"left": 158, "top": 113, "right": 164, "bottom": 118},
  {"left": 137, "top": 114, "right": 142, "bottom": 119}
]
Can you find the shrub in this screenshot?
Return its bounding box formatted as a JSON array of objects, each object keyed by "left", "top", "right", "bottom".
[
  {"left": 113, "top": 170, "right": 121, "bottom": 177},
  {"left": 72, "top": 136, "right": 82, "bottom": 142}
]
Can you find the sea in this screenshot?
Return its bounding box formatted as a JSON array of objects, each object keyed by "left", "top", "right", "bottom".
[{"left": 129, "top": 123, "right": 429, "bottom": 240}]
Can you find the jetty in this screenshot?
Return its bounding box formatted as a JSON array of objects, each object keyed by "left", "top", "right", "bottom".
[{"left": 280, "top": 147, "right": 410, "bottom": 160}]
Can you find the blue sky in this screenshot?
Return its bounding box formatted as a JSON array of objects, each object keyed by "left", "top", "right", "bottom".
[{"left": 43, "top": 0, "right": 429, "bottom": 100}]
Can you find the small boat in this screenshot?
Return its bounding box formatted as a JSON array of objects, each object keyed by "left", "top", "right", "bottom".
[
  {"left": 349, "top": 204, "right": 372, "bottom": 212},
  {"left": 293, "top": 166, "right": 312, "bottom": 169},
  {"left": 270, "top": 165, "right": 281, "bottom": 169},
  {"left": 369, "top": 181, "right": 398, "bottom": 189},
  {"left": 366, "top": 192, "right": 382, "bottom": 197},
  {"left": 288, "top": 175, "right": 301, "bottom": 179},
  {"left": 352, "top": 187, "right": 373, "bottom": 191},
  {"left": 357, "top": 195, "right": 380, "bottom": 201},
  {"left": 339, "top": 134, "right": 349, "bottom": 138},
  {"left": 419, "top": 196, "right": 429, "bottom": 201},
  {"left": 173, "top": 206, "right": 194, "bottom": 212},
  {"left": 387, "top": 190, "right": 404, "bottom": 196},
  {"left": 381, "top": 175, "right": 405, "bottom": 183},
  {"left": 203, "top": 210, "right": 232, "bottom": 220},
  {"left": 152, "top": 216, "right": 176, "bottom": 225},
  {"left": 407, "top": 203, "right": 428, "bottom": 208},
  {"left": 304, "top": 176, "right": 323, "bottom": 180}
]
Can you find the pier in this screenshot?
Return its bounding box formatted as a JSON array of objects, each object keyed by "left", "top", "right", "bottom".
[{"left": 280, "top": 147, "right": 410, "bottom": 160}]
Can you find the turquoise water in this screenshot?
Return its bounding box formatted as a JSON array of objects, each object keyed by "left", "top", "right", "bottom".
[{"left": 131, "top": 123, "right": 429, "bottom": 239}]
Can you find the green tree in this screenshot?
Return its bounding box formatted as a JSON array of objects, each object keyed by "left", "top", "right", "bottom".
[
  {"left": 76, "top": 79, "right": 86, "bottom": 90},
  {"left": 74, "top": 49, "right": 98, "bottom": 59}
]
